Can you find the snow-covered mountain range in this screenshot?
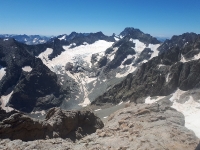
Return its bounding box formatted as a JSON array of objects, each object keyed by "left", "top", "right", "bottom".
[
  {"left": 1, "top": 27, "right": 200, "bottom": 142},
  {"left": 0, "top": 34, "right": 51, "bottom": 45}
]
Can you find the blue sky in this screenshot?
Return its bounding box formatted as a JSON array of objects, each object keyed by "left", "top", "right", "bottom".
[{"left": 0, "top": 0, "right": 200, "bottom": 37}]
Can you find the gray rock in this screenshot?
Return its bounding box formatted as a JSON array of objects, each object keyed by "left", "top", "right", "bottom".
[
  {"left": 76, "top": 102, "right": 199, "bottom": 150},
  {"left": 1, "top": 102, "right": 198, "bottom": 150},
  {"left": 0, "top": 107, "right": 103, "bottom": 141}
]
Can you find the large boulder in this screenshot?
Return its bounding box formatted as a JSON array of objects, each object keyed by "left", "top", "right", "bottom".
[{"left": 0, "top": 107, "right": 104, "bottom": 141}]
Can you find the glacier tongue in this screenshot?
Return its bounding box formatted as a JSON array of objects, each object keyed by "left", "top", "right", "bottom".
[
  {"left": 37, "top": 38, "right": 161, "bottom": 108},
  {"left": 38, "top": 40, "right": 114, "bottom": 108}
]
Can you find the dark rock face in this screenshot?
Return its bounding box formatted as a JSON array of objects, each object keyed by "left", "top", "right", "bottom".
[
  {"left": 134, "top": 48, "right": 153, "bottom": 64},
  {"left": 0, "top": 108, "right": 18, "bottom": 122},
  {"left": 65, "top": 62, "right": 73, "bottom": 71},
  {"left": 0, "top": 38, "right": 36, "bottom": 96},
  {"left": 93, "top": 33, "right": 200, "bottom": 105},
  {"left": 101, "top": 33, "right": 160, "bottom": 76},
  {"left": 0, "top": 39, "right": 64, "bottom": 112},
  {"left": 24, "top": 42, "right": 52, "bottom": 56},
  {"left": 105, "top": 40, "right": 136, "bottom": 71},
  {"left": 119, "top": 27, "right": 161, "bottom": 44},
  {"left": 0, "top": 107, "right": 104, "bottom": 141},
  {"left": 91, "top": 53, "right": 99, "bottom": 64},
  {"left": 195, "top": 142, "right": 200, "bottom": 150},
  {"left": 122, "top": 57, "right": 134, "bottom": 65},
  {"left": 105, "top": 47, "right": 114, "bottom": 54},
  {"left": 69, "top": 32, "right": 115, "bottom": 47},
  {"left": 158, "top": 32, "right": 200, "bottom": 55},
  {"left": 8, "top": 59, "right": 62, "bottom": 112},
  {"left": 48, "top": 38, "right": 69, "bottom": 60},
  {"left": 97, "top": 56, "right": 107, "bottom": 68}
]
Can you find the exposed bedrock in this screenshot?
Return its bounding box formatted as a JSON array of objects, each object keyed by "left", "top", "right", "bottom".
[
  {"left": 76, "top": 100, "right": 199, "bottom": 150},
  {"left": 0, "top": 101, "right": 198, "bottom": 150},
  {"left": 0, "top": 107, "right": 104, "bottom": 141}
]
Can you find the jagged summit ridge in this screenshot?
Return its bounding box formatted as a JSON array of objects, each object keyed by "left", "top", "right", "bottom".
[
  {"left": 119, "top": 27, "right": 161, "bottom": 44},
  {"left": 158, "top": 32, "right": 200, "bottom": 54}
]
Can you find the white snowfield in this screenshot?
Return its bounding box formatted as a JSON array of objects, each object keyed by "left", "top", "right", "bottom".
[
  {"left": 38, "top": 39, "right": 160, "bottom": 107},
  {"left": 38, "top": 40, "right": 114, "bottom": 107},
  {"left": 145, "top": 89, "right": 200, "bottom": 138},
  {"left": 39, "top": 40, "right": 113, "bottom": 70}
]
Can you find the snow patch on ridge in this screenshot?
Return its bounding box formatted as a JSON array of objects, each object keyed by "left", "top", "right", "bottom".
[
  {"left": 114, "top": 37, "right": 119, "bottom": 41},
  {"left": 130, "top": 38, "right": 160, "bottom": 60},
  {"left": 38, "top": 48, "right": 53, "bottom": 66},
  {"left": 149, "top": 44, "right": 160, "bottom": 59},
  {"left": 180, "top": 54, "right": 188, "bottom": 63},
  {"left": 58, "top": 35, "right": 66, "bottom": 40},
  {"left": 0, "top": 91, "right": 14, "bottom": 112},
  {"left": 116, "top": 65, "right": 137, "bottom": 78},
  {"left": 0, "top": 67, "right": 6, "bottom": 80},
  {"left": 130, "top": 39, "right": 146, "bottom": 53},
  {"left": 145, "top": 96, "right": 165, "bottom": 104},
  {"left": 22, "top": 66, "right": 32, "bottom": 72},
  {"left": 180, "top": 53, "right": 200, "bottom": 63}
]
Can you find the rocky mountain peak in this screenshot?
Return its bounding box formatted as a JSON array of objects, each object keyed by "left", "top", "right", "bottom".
[
  {"left": 68, "top": 31, "right": 80, "bottom": 40},
  {"left": 120, "top": 27, "right": 143, "bottom": 37},
  {"left": 120, "top": 27, "right": 161, "bottom": 45},
  {"left": 158, "top": 32, "right": 200, "bottom": 54}
]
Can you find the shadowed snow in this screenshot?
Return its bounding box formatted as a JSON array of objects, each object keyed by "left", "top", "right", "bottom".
[{"left": 0, "top": 91, "right": 14, "bottom": 112}]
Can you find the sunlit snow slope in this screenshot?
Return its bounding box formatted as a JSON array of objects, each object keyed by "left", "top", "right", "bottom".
[{"left": 39, "top": 40, "right": 114, "bottom": 107}]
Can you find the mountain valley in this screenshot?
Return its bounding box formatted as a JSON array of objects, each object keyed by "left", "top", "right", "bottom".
[{"left": 0, "top": 27, "right": 200, "bottom": 149}]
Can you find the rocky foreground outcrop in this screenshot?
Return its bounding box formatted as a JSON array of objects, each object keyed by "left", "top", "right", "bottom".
[
  {"left": 0, "top": 107, "right": 104, "bottom": 141},
  {"left": 77, "top": 100, "right": 199, "bottom": 150},
  {"left": 0, "top": 100, "right": 199, "bottom": 150}
]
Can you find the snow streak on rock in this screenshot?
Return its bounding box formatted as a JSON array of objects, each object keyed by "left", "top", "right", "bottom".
[{"left": 0, "top": 67, "right": 6, "bottom": 80}]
